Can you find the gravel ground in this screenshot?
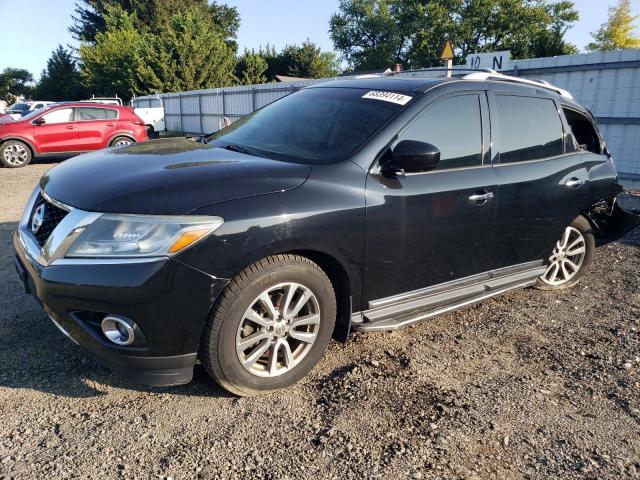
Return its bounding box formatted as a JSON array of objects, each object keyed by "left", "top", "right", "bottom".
[{"left": 1, "top": 161, "right": 639, "bottom": 479}]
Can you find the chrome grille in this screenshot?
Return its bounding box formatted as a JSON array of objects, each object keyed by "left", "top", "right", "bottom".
[{"left": 29, "top": 194, "right": 69, "bottom": 246}]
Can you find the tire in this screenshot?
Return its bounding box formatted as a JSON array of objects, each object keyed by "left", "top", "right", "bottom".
[
  {"left": 534, "top": 215, "right": 595, "bottom": 290},
  {"left": 0, "top": 140, "right": 32, "bottom": 168},
  {"left": 201, "top": 254, "right": 336, "bottom": 396},
  {"left": 110, "top": 136, "right": 134, "bottom": 147}
]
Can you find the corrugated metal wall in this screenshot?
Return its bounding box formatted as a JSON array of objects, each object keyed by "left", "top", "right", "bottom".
[{"left": 132, "top": 49, "right": 640, "bottom": 182}]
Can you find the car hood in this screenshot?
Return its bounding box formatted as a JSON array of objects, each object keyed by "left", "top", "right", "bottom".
[{"left": 40, "top": 137, "right": 312, "bottom": 215}]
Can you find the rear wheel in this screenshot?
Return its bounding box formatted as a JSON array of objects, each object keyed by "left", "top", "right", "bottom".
[
  {"left": 200, "top": 255, "right": 336, "bottom": 396},
  {"left": 535, "top": 216, "right": 595, "bottom": 290},
  {"left": 0, "top": 140, "right": 32, "bottom": 168},
  {"left": 110, "top": 136, "right": 134, "bottom": 147}
]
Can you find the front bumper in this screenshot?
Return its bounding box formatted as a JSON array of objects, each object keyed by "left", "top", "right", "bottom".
[{"left": 13, "top": 231, "right": 228, "bottom": 386}]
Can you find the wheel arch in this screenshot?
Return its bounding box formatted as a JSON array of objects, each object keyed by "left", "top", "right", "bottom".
[
  {"left": 108, "top": 133, "right": 136, "bottom": 146},
  {"left": 286, "top": 249, "right": 353, "bottom": 343},
  {"left": 0, "top": 136, "right": 37, "bottom": 156}
]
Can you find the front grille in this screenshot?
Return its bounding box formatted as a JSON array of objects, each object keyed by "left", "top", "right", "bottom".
[{"left": 29, "top": 194, "right": 69, "bottom": 246}]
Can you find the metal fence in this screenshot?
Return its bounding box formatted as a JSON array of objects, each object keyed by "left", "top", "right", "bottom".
[{"left": 132, "top": 49, "right": 640, "bottom": 184}]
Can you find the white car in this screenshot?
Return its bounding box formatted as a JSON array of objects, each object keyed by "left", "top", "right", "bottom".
[{"left": 5, "top": 101, "right": 54, "bottom": 120}]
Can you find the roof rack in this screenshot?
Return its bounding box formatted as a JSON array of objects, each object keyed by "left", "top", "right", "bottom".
[{"left": 462, "top": 71, "right": 573, "bottom": 99}]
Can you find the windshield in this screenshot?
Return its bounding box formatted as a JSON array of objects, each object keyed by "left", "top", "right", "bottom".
[
  {"left": 207, "top": 87, "right": 411, "bottom": 164},
  {"left": 8, "top": 103, "right": 30, "bottom": 112}
]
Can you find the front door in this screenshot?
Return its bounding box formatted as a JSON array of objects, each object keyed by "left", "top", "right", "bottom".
[
  {"left": 363, "top": 92, "right": 498, "bottom": 303},
  {"left": 32, "top": 107, "right": 77, "bottom": 153}
]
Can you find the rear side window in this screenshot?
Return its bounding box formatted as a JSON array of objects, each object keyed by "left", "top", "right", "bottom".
[
  {"left": 77, "top": 107, "right": 118, "bottom": 121},
  {"left": 563, "top": 108, "right": 601, "bottom": 154},
  {"left": 495, "top": 95, "right": 564, "bottom": 163},
  {"left": 398, "top": 94, "right": 483, "bottom": 170}
]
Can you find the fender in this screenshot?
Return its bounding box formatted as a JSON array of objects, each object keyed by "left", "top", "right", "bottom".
[{"left": 0, "top": 135, "right": 39, "bottom": 156}]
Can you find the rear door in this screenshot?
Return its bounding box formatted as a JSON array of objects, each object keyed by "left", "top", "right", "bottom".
[
  {"left": 363, "top": 91, "right": 498, "bottom": 301},
  {"left": 76, "top": 107, "right": 119, "bottom": 150},
  {"left": 490, "top": 93, "right": 590, "bottom": 268},
  {"left": 32, "top": 107, "right": 77, "bottom": 153}
]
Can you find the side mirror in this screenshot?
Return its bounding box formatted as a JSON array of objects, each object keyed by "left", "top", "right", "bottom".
[
  {"left": 382, "top": 140, "right": 440, "bottom": 175},
  {"left": 32, "top": 117, "right": 46, "bottom": 126}
]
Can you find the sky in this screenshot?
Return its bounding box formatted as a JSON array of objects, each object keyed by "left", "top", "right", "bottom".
[{"left": 0, "top": 0, "right": 639, "bottom": 79}]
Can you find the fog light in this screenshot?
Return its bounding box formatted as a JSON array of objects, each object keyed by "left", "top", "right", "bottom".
[{"left": 101, "top": 316, "right": 135, "bottom": 346}]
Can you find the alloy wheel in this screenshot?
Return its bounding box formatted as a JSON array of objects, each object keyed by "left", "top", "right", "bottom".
[
  {"left": 539, "top": 226, "right": 586, "bottom": 286},
  {"left": 113, "top": 138, "right": 132, "bottom": 147},
  {"left": 3, "top": 144, "right": 28, "bottom": 166},
  {"left": 235, "top": 282, "right": 320, "bottom": 377}
]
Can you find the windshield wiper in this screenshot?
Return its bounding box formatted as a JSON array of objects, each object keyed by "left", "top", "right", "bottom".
[{"left": 224, "top": 143, "right": 259, "bottom": 157}]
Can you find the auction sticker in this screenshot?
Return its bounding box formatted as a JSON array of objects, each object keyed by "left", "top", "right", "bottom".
[{"left": 362, "top": 90, "right": 413, "bottom": 105}]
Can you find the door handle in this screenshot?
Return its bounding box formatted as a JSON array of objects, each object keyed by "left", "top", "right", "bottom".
[
  {"left": 65, "top": 125, "right": 75, "bottom": 130},
  {"left": 565, "top": 177, "right": 585, "bottom": 189},
  {"left": 468, "top": 191, "right": 494, "bottom": 205},
  {"left": 106, "top": 123, "right": 115, "bottom": 127}
]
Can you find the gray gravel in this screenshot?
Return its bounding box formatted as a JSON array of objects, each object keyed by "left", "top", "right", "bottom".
[{"left": 1, "top": 161, "right": 639, "bottom": 479}]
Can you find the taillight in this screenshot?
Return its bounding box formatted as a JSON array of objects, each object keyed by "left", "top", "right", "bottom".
[{"left": 133, "top": 121, "right": 145, "bottom": 126}]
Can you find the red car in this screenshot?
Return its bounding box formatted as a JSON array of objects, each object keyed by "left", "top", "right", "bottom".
[{"left": 0, "top": 103, "right": 149, "bottom": 167}]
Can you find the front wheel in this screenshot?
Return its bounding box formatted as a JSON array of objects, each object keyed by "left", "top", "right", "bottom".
[
  {"left": 200, "top": 255, "right": 336, "bottom": 396},
  {"left": 0, "top": 140, "right": 32, "bottom": 168},
  {"left": 535, "top": 216, "right": 595, "bottom": 290}
]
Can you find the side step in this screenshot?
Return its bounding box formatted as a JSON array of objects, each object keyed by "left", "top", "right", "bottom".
[{"left": 352, "top": 262, "right": 545, "bottom": 332}]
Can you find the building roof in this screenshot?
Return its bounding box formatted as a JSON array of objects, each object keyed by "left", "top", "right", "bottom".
[{"left": 275, "top": 75, "right": 309, "bottom": 83}]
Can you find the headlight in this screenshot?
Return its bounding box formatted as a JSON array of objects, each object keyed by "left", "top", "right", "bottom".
[{"left": 65, "top": 214, "right": 223, "bottom": 258}]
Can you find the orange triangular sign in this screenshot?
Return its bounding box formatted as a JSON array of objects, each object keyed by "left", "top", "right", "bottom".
[{"left": 440, "top": 40, "right": 455, "bottom": 60}]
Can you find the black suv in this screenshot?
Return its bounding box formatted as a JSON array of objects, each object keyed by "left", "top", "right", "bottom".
[{"left": 13, "top": 75, "right": 636, "bottom": 396}]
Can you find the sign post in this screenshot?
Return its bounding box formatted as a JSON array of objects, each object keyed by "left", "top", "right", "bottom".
[{"left": 440, "top": 40, "right": 455, "bottom": 77}]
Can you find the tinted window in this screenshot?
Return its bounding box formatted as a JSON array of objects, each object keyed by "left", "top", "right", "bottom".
[
  {"left": 78, "top": 107, "right": 108, "bottom": 121},
  {"left": 8, "top": 103, "right": 30, "bottom": 112},
  {"left": 105, "top": 109, "right": 118, "bottom": 119},
  {"left": 398, "top": 94, "right": 482, "bottom": 170},
  {"left": 496, "top": 95, "right": 563, "bottom": 163},
  {"left": 42, "top": 108, "right": 74, "bottom": 124},
  {"left": 207, "top": 87, "right": 408, "bottom": 164}
]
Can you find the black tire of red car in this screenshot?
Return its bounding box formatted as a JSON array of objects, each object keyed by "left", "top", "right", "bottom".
[
  {"left": 0, "top": 140, "right": 32, "bottom": 168},
  {"left": 534, "top": 215, "right": 595, "bottom": 291},
  {"left": 200, "top": 254, "right": 336, "bottom": 397},
  {"left": 110, "top": 136, "right": 135, "bottom": 147}
]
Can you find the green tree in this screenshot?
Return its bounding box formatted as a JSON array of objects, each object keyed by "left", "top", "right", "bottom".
[
  {"left": 79, "top": 6, "right": 153, "bottom": 98},
  {"left": 329, "top": 0, "right": 405, "bottom": 71},
  {"left": 34, "top": 46, "right": 87, "bottom": 101},
  {"left": 70, "top": 0, "right": 239, "bottom": 48},
  {"left": 80, "top": 5, "right": 237, "bottom": 98},
  {"left": 235, "top": 50, "right": 268, "bottom": 85},
  {"left": 330, "top": 0, "right": 579, "bottom": 71},
  {"left": 144, "top": 6, "right": 237, "bottom": 91},
  {"left": 0, "top": 68, "right": 34, "bottom": 103},
  {"left": 586, "top": 0, "right": 640, "bottom": 51},
  {"left": 277, "top": 41, "right": 341, "bottom": 78}
]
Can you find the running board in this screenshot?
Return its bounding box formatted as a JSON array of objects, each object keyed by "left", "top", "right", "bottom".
[{"left": 352, "top": 261, "right": 545, "bottom": 332}]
